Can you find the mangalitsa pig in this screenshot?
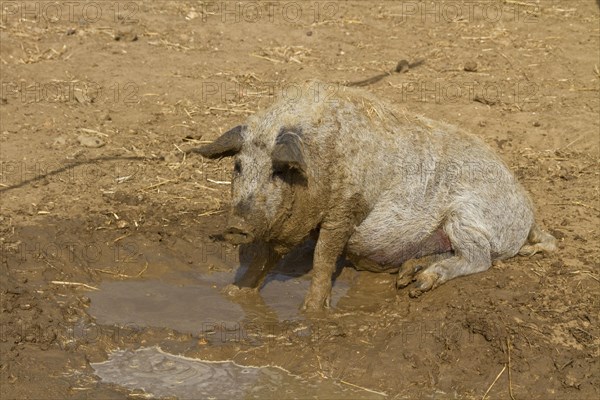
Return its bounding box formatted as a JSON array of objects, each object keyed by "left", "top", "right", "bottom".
[{"left": 196, "top": 81, "right": 556, "bottom": 311}]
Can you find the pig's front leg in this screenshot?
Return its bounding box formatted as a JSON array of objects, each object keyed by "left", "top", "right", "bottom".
[
  {"left": 224, "top": 241, "right": 280, "bottom": 296},
  {"left": 302, "top": 225, "right": 350, "bottom": 311}
]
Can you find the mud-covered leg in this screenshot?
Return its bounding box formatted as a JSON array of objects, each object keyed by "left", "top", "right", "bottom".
[
  {"left": 410, "top": 219, "right": 492, "bottom": 298},
  {"left": 396, "top": 253, "right": 451, "bottom": 289},
  {"left": 302, "top": 225, "right": 349, "bottom": 311},
  {"left": 224, "top": 241, "right": 280, "bottom": 296}
]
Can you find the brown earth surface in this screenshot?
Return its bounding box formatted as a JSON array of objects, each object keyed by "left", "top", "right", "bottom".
[{"left": 1, "top": 1, "right": 599, "bottom": 399}]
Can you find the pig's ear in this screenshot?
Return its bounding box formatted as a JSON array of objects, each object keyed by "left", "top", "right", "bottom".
[
  {"left": 194, "top": 125, "right": 245, "bottom": 159},
  {"left": 272, "top": 130, "right": 306, "bottom": 174}
]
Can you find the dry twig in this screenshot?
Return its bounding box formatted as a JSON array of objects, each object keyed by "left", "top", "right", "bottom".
[
  {"left": 51, "top": 281, "right": 99, "bottom": 291},
  {"left": 482, "top": 365, "right": 507, "bottom": 400},
  {"left": 507, "top": 337, "right": 516, "bottom": 400},
  {"left": 339, "top": 379, "right": 388, "bottom": 397}
]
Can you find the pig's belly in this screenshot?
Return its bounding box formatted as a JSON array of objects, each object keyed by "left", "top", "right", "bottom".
[{"left": 346, "top": 226, "right": 452, "bottom": 272}]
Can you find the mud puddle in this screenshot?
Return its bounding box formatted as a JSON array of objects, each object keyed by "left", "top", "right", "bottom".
[
  {"left": 91, "top": 346, "right": 385, "bottom": 399},
  {"left": 87, "top": 239, "right": 355, "bottom": 335},
  {"left": 86, "top": 253, "right": 360, "bottom": 397},
  {"left": 87, "top": 271, "right": 351, "bottom": 336}
]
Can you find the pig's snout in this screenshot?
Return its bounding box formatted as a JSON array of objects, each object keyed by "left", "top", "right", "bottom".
[{"left": 223, "top": 216, "right": 254, "bottom": 244}]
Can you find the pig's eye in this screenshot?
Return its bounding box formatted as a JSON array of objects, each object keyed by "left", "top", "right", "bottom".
[
  {"left": 234, "top": 161, "right": 241, "bottom": 174},
  {"left": 271, "top": 165, "right": 288, "bottom": 180}
]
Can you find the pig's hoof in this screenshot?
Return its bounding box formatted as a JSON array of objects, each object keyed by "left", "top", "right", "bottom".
[
  {"left": 396, "top": 262, "right": 423, "bottom": 289},
  {"left": 222, "top": 284, "right": 257, "bottom": 297},
  {"left": 301, "top": 295, "right": 330, "bottom": 312},
  {"left": 408, "top": 271, "right": 439, "bottom": 298},
  {"left": 396, "top": 275, "right": 413, "bottom": 289}
]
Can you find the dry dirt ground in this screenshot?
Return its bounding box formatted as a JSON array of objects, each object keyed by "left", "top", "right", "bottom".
[{"left": 1, "top": 1, "right": 599, "bottom": 399}]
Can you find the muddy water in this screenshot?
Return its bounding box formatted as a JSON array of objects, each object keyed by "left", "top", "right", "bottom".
[
  {"left": 87, "top": 272, "right": 350, "bottom": 335},
  {"left": 86, "top": 242, "right": 379, "bottom": 398},
  {"left": 91, "top": 346, "right": 384, "bottom": 399},
  {"left": 88, "top": 239, "right": 354, "bottom": 333}
]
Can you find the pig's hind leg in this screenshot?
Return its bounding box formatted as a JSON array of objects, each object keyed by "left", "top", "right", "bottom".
[
  {"left": 409, "top": 214, "right": 492, "bottom": 298},
  {"left": 396, "top": 253, "right": 451, "bottom": 289}
]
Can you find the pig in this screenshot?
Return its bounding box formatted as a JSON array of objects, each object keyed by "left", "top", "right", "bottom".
[{"left": 195, "top": 81, "right": 556, "bottom": 311}]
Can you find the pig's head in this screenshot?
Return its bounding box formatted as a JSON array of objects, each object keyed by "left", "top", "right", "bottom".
[{"left": 197, "top": 124, "right": 307, "bottom": 245}]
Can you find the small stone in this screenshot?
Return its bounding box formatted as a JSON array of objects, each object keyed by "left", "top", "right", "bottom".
[
  {"left": 533, "top": 121, "right": 541, "bottom": 127},
  {"left": 186, "top": 11, "right": 199, "bottom": 20},
  {"left": 114, "top": 31, "right": 138, "bottom": 41},
  {"left": 77, "top": 135, "right": 105, "bottom": 148},
  {"left": 559, "top": 172, "right": 575, "bottom": 181},
  {"left": 27, "top": 204, "right": 36, "bottom": 215},
  {"left": 473, "top": 95, "right": 496, "bottom": 106},
  {"left": 464, "top": 61, "right": 478, "bottom": 72},
  {"left": 164, "top": 152, "right": 181, "bottom": 164},
  {"left": 6, "top": 287, "right": 23, "bottom": 295},
  {"left": 74, "top": 89, "right": 93, "bottom": 104},
  {"left": 306, "top": 31, "right": 313, "bottom": 36},
  {"left": 66, "top": 28, "right": 76, "bottom": 35},
  {"left": 45, "top": 331, "right": 57, "bottom": 343},
  {"left": 563, "top": 373, "right": 581, "bottom": 389},
  {"left": 117, "top": 220, "right": 129, "bottom": 229},
  {"left": 52, "top": 136, "right": 67, "bottom": 147}
]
